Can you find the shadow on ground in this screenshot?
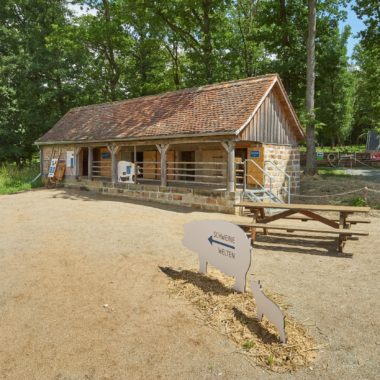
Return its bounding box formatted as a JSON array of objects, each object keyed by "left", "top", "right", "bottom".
[
  {"left": 159, "top": 266, "right": 280, "bottom": 344},
  {"left": 254, "top": 233, "right": 354, "bottom": 258},
  {"left": 159, "top": 266, "right": 235, "bottom": 296},
  {"left": 48, "top": 188, "right": 198, "bottom": 213}
]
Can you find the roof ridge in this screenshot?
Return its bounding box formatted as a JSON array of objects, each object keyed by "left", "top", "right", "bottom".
[{"left": 69, "top": 74, "right": 279, "bottom": 112}]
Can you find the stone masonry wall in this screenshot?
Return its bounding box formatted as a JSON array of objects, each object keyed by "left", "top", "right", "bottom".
[
  {"left": 62, "top": 178, "right": 240, "bottom": 214},
  {"left": 263, "top": 144, "right": 300, "bottom": 200}
]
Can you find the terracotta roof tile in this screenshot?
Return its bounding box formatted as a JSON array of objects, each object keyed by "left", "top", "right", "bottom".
[{"left": 37, "top": 74, "right": 286, "bottom": 143}]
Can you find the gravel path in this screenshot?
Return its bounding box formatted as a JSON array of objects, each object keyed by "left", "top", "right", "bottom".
[{"left": 0, "top": 189, "right": 379, "bottom": 379}]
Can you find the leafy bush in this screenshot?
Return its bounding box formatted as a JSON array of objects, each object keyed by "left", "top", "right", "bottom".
[
  {"left": 299, "top": 145, "right": 366, "bottom": 153},
  {"left": 349, "top": 196, "right": 367, "bottom": 207},
  {"left": 0, "top": 163, "right": 41, "bottom": 194}
]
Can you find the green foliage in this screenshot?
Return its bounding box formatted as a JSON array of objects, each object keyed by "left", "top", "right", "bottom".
[
  {"left": 317, "top": 168, "right": 349, "bottom": 177},
  {"left": 299, "top": 145, "right": 366, "bottom": 153},
  {"left": 242, "top": 339, "right": 255, "bottom": 351},
  {"left": 0, "top": 163, "right": 41, "bottom": 194},
  {"left": 266, "top": 355, "right": 274, "bottom": 366},
  {"left": 316, "top": 25, "right": 355, "bottom": 145},
  {"left": 351, "top": 0, "right": 380, "bottom": 141},
  {"left": 0, "top": 0, "right": 378, "bottom": 165},
  {"left": 349, "top": 196, "right": 367, "bottom": 207}
]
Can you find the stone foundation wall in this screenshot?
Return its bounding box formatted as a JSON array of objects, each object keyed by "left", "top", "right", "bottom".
[
  {"left": 62, "top": 179, "right": 240, "bottom": 214},
  {"left": 263, "top": 144, "right": 300, "bottom": 199}
]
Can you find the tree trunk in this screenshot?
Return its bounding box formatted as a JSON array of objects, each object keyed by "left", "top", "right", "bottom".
[
  {"left": 279, "top": 0, "right": 291, "bottom": 91},
  {"left": 202, "top": 0, "right": 213, "bottom": 83},
  {"left": 305, "top": 0, "right": 317, "bottom": 175}
]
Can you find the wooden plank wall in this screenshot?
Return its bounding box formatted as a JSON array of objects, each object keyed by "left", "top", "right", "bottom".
[{"left": 240, "top": 89, "right": 297, "bottom": 145}]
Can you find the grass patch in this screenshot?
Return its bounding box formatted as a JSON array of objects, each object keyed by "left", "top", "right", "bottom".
[
  {"left": 0, "top": 163, "right": 42, "bottom": 195},
  {"left": 299, "top": 145, "right": 366, "bottom": 153},
  {"left": 317, "top": 168, "right": 349, "bottom": 177},
  {"left": 349, "top": 196, "right": 368, "bottom": 207}
]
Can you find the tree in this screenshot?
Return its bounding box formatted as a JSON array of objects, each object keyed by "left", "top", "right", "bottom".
[
  {"left": 305, "top": 0, "right": 317, "bottom": 175},
  {"left": 0, "top": 0, "right": 73, "bottom": 164},
  {"left": 316, "top": 26, "right": 355, "bottom": 145},
  {"left": 351, "top": 0, "right": 380, "bottom": 140}
]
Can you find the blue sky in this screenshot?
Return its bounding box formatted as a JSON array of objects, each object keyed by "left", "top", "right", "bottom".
[{"left": 340, "top": 1, "right": 365, "bottom": 58}]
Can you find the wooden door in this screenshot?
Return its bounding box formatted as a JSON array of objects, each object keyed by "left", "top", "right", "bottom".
[
  {"left": 246, "top": 146, "right": 264, "bottom": 187},
  {"left": 143, "top": 151, "right": 158, "bottom": 179}
]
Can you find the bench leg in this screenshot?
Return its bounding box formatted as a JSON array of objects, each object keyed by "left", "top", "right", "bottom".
[
  {"left": 338, "top": 235, "right": 347, "bottom": 253},
  {"left": 259, "top": 209, "right": 268, "bottom": 235},
  {"left": 250, "top": 227, "right": 257, "bottom": 245},
  {"left": 340, "top": 212, "right": 350, "bottom": 229}
]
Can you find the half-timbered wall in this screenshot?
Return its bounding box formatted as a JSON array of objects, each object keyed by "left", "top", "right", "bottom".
[{"left": 240, "top": 89, "right": 297, "bottom": 145}]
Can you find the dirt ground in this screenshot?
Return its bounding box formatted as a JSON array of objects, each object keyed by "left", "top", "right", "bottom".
[
  {"left": 295, "top": 171, "right": 380, "bottom": 208},
  {"left": 0, "top": 189, "right": 379, "bottom": 380}
]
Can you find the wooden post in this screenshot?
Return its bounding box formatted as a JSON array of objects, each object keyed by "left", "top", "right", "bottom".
[
  {"left": 134, "top": 145, "right": 137, "bottom": 184},
  {"left": 222, "top": 141, "right": 235, "bottom": 192},
  {"left": 39, "top": 148, "right": 44, "bottom": 177},
  {"left": 156, "top": 144, "right": 169, "bottom": 187},
  {"left": 88, "top": 147, "right": 93, "bottom": 180},
  {"left": 107, "top": 144, "right": 121, "bottom": 184},
  {"left": 74, "top": 147, "right": 81, "bottom": 179}
]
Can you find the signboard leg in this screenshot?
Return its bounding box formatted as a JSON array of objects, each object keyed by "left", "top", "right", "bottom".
[{"left": 199, "top": 258, "right": 207, "bottom": 274}]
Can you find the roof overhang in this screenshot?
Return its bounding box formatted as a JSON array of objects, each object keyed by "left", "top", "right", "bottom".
[{"left": 35, "top": 131, "right": 237, "bottom": 146}]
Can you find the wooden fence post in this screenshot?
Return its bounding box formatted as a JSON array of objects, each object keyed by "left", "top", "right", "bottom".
[
  {"left": 88, "top": 147, "right": 93, "bottom": 181},
  {"left": 156, "top": 144, "right": 170, "bottom": 187},
  {"left": 222, "top": 141, "right": 236, "bottom": 192},
  {"left": 107, "top": 144, "right": 121, "bottom": 184}
]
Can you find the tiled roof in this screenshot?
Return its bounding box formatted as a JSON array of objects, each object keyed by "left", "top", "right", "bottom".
[{"left": 37, "top": 74, "right": 303, "bottom": 143}]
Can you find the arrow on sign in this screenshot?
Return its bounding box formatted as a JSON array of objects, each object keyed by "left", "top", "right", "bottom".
[{"left": 208, "top": 236, "right": 235, "bottom": 250}]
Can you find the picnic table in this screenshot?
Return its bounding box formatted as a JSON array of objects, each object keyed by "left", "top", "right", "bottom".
[{"left": 234, "top": 201, "right": 370, "bottom": 253}]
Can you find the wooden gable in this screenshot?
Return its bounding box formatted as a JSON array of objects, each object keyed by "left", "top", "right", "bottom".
[{"left": 238, "top": 82, "right": 303, "bottom": 145}]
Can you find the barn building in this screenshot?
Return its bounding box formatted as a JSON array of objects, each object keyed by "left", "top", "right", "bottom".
[{"left": 36, "top": 74, "right": 305, "bottom": 213}]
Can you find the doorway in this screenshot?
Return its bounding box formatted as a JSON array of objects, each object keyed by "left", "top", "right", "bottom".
[{"left": 82, "top": 148, "right": 88, "bottom": 176}]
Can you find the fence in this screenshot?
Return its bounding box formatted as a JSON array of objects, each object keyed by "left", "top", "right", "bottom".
[
  {"left": 92, "top": 160, "right": 111, "bottom": 178},
  {"left": 300, "top": 152, "right": 380, "bottom": 167},
  {"left": 135, "top": 161, "right": 227, "bottom": 187}
]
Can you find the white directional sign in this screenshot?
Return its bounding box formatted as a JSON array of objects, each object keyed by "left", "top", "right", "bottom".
[{"left": 183, "top": 220, "right": 252, "bottom": 292}]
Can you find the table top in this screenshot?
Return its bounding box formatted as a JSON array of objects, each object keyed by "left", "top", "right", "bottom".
[{"left": 234, "top": 201, "right": 370, "bottom": 213}]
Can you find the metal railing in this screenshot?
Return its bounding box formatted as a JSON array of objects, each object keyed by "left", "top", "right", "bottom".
[
  {"left": 265, "top": 160, "right": 291, "bottom": 204},
  {"left": 236, "top": 159, "right": 290, "bottom": 203}
]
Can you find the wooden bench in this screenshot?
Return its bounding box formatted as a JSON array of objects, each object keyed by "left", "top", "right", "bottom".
[
  {"left": 236, "top": 201, "right": 370, "bottom": 230},
  {"left": 243, "top": 213, "right": 371, "bottom": 225},
  {"left": 237, "top": 223, "right": 369, "bottom": 253}
]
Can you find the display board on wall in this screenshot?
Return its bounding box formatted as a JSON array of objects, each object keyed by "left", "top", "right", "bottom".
[
  {"left": 66, "top": 151, "right": 74, "bottom": 168},
  {"left": 48, "top": 158, "right": 58, "bottom": 178}
]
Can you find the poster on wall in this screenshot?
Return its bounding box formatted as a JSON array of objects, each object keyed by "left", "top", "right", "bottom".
[
  {"left": 66, "top": 151, "right": 74, "bottom": 168},
  {"left": 48, "top": 158, "right": 58, "bottom": 178}
]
